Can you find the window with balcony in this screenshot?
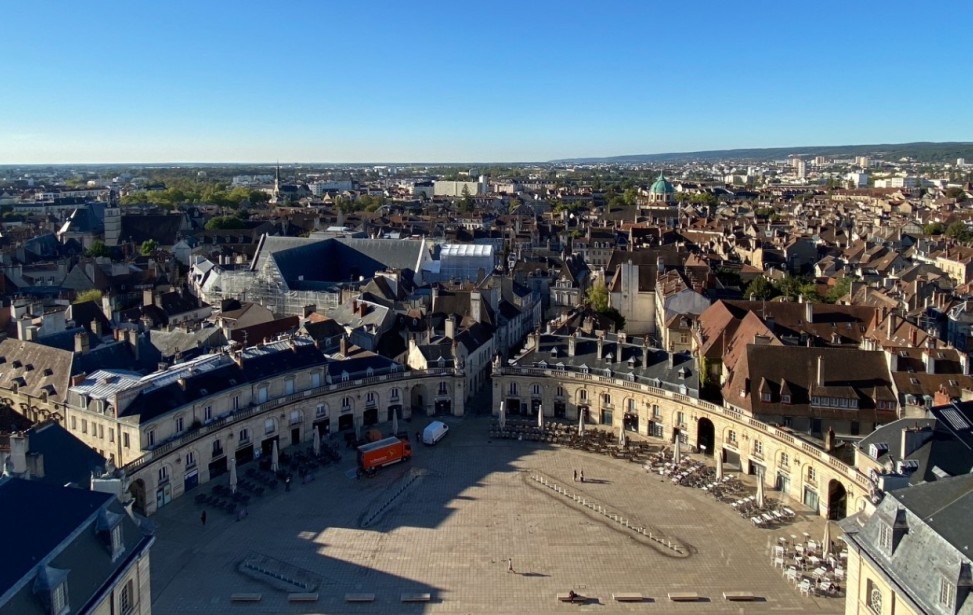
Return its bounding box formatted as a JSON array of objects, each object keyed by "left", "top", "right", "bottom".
[
  {"left": 158, "top": 466, "right": 169, "bottom": 484},
  {"left": 185, "top": 451, "right": 196, "bottom": 468},
  {"left": 602, "top": 393, "right": 612, "bottom": 406},
  {"left": 439, "top": 382, "right": 449, "bottom": 395},
  {"left": 175, "top": 416, "right": 184, "bottom": 433},
  {"left": 310, "top": 371, "right": 321, "bottom": 388},
  {"left": 290, "top": 410, "right": 301, "bottom": 425},
  {"left": 316, "top": 403, "right": 326, "bottom": 418},
  {"left": 780, "top": 452, "right": 789, "bottom": 468},
  {"left": 677, "top": 411, "right": 686, "bottom": 427},
  {"left": 727, "top": 430, "right": 737, "bottom": 445},
  {"left": 366, "top": 392, "right": 377, "bottom": 407},
  {"left": 239, "top": 428, "right": 250, "bottom": 443},
  {"left": 390, "top": 388, "right": 400, "bottom": 401},
  {"left": 212, "top": 440, "right": 223, "bottom": 457},
  {"left": 531, "top": 384, "right": 541, "bottom": 396},
  {"left": 263, "top": 419, "right": 275, "bottom": 435},
  {"left": 807, "top": 466, "right": 817, "bottom": 484},
  {"left": 147, "top": 429, "right": 154, "bottom": 447},
  {"left": 556, "top": 386, "right": 564, "bottom": 397},
  {"left": 284, "top": 378, "right": 295, "bottom": 395},
  {"left": 509, "top": 382, "right": 518, "bottom": 395},
  {"left": 579, "top": 389, "right": 588, "bottom": 401},
  {"left": 341, "top": 397, "right": 352, "bottom": 411}
]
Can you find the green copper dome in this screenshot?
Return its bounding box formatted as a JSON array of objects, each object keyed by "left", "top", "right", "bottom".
[{"left": 649, "top": 172, "right": 674, "bottom": 194}]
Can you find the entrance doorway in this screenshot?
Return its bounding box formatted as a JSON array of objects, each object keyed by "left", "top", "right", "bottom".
[
  {"left": 235, "top": 444, "right": 254, "bottom": 465},
  {"left": 128, "top": 479, "right": 146, "bottom": 514},
  {"left": 261, "top": 436, "right": 279, "bottom": 457},
  {"left": 155, "top": 482, "right": 172, "bottom": 511},
  {"left": 696, "top": 417, "right": 715, "bottom": 456},
  {"left": 435, "top": 400, "right": 452, "bottom": 415},
  {"left": 183, "top": 469, "right": 199, "bottom": 493},
  {"left": 338, "top": 413, "right": 354, "bottom": 431},
  {"left": 554, "top": 402, "right": 566, "bottom": 418},
  {"left": 828, "top": 479, "right": 848, "bottom": 520},
  {"left": 291, "top": 427, "right": 301, "bottom": 447},
  {"left": 623, "top": 413, "right": 639, "bottom": 432},
  {"left": 363, "top": 408, "right": 378, "bottom": 426}
]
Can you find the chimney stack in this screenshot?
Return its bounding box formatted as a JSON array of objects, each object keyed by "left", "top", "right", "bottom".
[
  {"left": 74, "top": 331, "right": 90, "bottom": 354},
  {"left": 596, "top": 334, "right": 604, "bottom": 360},
  {"left": 8, "top": 434, "right": 28, "bottom": 477},
  {"left": 568, "top": 332, "right": 577, "bottom": 357},
  {"left": 805, "top": 301, "right": 813, "bottom": 324},
  {"left": 89, "top": 319, "right": 103, "bottom": 337},
  {"left": 143, "top": 288, "right": 154, "bottom": 307},
  {"left": 339, "top": 335, "right": 348, "bottom": 357},
  {"left": 824, "top": 427, "right": 835, "bottom": 453},
  {"left": 816, "top": 355, "right": 824, "bottom": 386},
  {"left": 470, "top": 290, "right": 483, "bottom": 324},
  {"left": 445, "top": 315, "right": 456, "bottom": 340},
  {"left": 642, "top": 338, "right": 650, "bottom": 366}
]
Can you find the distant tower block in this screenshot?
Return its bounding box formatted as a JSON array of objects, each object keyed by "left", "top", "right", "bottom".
[{"left": 104, "top": 188, "right": 121, "bottom": 247}]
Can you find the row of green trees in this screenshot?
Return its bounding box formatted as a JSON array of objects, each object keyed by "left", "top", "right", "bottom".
[
  {"left": 744, "top": 275, "right": 854, "bottom": 304},
  {"left": 120, "top": 180, "right": 269, "bottom": 209}
]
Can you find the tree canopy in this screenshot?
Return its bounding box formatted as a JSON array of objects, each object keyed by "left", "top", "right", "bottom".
[
  {"left": 85, "top": 240, "right": 111, "bottom": 258},
  {"left": 73, "top": 289, "right": 103, "bottom": 304},
  {"left": 139, "top": 239, "right": 159, "bottom": 256},
  {"left": 205, "top": 216, "right": 247, "bottom": 230}
]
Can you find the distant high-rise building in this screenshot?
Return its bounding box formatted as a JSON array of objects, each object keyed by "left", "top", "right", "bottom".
[
  {"left": 958, "top": 157, "right": 967, "bottom": 167},
  {"left": 855, "top": 155, "right": 870, "bottom": 168},
  {"left": 813, "top": 155, "right": 828, "bottom": 166},
  {"left": 793, "top": 158, "right": 807, "bottom": 179},
  {"left": 103, "top": 189, "right": 121, "bottom": 247}
]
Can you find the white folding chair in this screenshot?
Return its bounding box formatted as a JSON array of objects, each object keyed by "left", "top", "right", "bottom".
[{"left": 798, "top": 579, "right": 812, "bottom": 596}]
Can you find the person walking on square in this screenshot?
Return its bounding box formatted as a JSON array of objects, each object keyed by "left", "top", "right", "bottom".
[
  {"left": 507, "top": 558, "right": 514, "bottom": 573},
  {"left": 200, "top": 510, "right": 207, "bottom": 526},
  {"left": 580, "top": 470, "right": 584, "bottom": 483},
  {"left": 573, "top": 469, "right": 578, "bottom": 482}
]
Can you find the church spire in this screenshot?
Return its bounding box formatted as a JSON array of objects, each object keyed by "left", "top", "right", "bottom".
[{"left": 274, "top": 161, "right": 280, "bottom": 199}]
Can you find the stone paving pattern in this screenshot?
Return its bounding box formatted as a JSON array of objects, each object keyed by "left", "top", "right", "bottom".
[{"left": 150, "top": 415, "right": 843, "bottom": 614}]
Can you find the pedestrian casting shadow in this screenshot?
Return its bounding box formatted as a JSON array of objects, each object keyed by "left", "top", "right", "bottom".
[
  {"left": 517, "top": 572, "right": 550, "bottom": 578},
  {"left": 583, "top": 478, "right": 610, "bottom": 484}
]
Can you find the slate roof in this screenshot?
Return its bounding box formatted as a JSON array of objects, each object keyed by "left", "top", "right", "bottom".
[
  {"left": 252, "top": 236, "right": 429, "bottom": 289},
  {"left": 0, "top": 477, "right": 153, "bottom": 614},
  {"left": 514, "top": 332, "right": 699, "bottom": 396},
  {"left": 119, "top": 340, "right": 328, "bottom": 424},
  {"left": 21, "top": 421, "right": 107, "bottom": 487},
  {"left": 842, "top": 473, "right": 973, "bottom": 615},
  {"left": 120, "top": 213, "right": 184, "bottom": 245}
]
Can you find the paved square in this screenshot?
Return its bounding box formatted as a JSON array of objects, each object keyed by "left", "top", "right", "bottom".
[{"left": 149, "top": 416, "right": 843, "bottom": 613}]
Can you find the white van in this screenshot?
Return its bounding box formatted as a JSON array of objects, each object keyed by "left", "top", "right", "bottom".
[{"left": 422, "top": 420, "right": 449, "bottom": 445}]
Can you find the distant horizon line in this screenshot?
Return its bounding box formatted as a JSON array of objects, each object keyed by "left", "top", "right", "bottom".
[{"left": 1, "top": 139, "right": 971, "bottom": 167}]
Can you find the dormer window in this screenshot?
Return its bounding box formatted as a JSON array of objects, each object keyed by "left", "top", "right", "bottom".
[
  {"left": 879, "top": 523, "right": 892, "bottom": 551},
  {"left": 33, "top": 565, "right": 70, "bottom": 615},
  {"left": 940, "top": 577, "right": 956, "bottom": 611}
]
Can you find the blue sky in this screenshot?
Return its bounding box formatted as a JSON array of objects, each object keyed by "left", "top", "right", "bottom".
[{"left": 2, "top": 1, "right": 971, "bottom": 163}]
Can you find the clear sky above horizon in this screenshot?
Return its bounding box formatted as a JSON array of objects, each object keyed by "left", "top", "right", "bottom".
[{"left": 2, "top": 1, "right": 971, "bottom": 164}]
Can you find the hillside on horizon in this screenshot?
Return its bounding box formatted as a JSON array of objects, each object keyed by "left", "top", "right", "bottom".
[{"left": 552, "top": 141, "right": 973, "bottom": 164}]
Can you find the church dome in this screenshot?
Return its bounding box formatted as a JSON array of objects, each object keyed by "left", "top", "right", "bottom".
[{"left": 649, "top": 172, "right": 674, "bottom": 195}]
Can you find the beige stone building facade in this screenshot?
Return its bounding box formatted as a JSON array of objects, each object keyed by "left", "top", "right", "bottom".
[{"left": 493, "top": 364, "right": 871, "bottom": 520}]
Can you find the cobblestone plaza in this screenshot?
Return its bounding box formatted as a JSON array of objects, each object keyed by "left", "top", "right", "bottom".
[{"left": 149, "top": 415, "right": 843, "bottom": 614}]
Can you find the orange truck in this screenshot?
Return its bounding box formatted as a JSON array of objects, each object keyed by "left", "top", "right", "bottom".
[{"left": 357, "top": 436, "right": 412, "bottom": 475}]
